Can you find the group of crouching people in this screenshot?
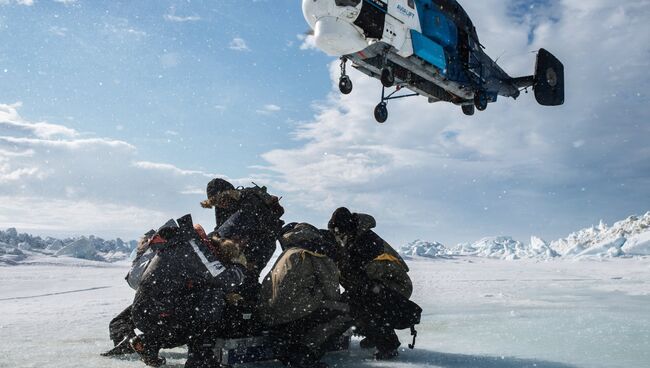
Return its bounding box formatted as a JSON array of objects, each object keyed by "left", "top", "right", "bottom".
[{"left": 102, "top": 179, "right": 421, "bottom": 368}]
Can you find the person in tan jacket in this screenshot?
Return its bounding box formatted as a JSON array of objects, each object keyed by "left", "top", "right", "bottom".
[
  {"left": 259, "top": 223, "right": 351, "bottom": 368},
  {"left": 328, "top": 207, "right": 415, "bottom": 361}
]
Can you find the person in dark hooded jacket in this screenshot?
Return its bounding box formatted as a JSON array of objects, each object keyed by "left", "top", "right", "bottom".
[
  {"left": 328, "top": 207, "right": 413, "bottom": 360},
  {"left": 259, "top": 223, "right": 352, "bottom": 368},
  {"left": 183, "top": 209, "right": 267, "bottom": 368},
  {"left": 201, "top": 178, "right": 284, "bottom": 277},
  {"left": 129, "top": 215, "right": 249, "bottom": 367}
]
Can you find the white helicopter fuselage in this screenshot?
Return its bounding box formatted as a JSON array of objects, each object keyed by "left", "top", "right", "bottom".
[
  {"left": 302, "top": 0, "right": 475, "bottom": 103},
  {"left": 302, "top": 0, "right": 421, "bottom": 58}
]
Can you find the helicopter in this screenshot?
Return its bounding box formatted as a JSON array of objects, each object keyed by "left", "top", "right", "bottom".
[{"left": 302, "top": 0, "right": 565, "bottom": 123}]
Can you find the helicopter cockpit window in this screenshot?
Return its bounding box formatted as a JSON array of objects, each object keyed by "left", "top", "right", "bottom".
[
  {"left": 335, "top": 0, "right": 361, "bottom": 7},
  {"left": 407, "top": 0, "right": 415, "bottom": 8}
]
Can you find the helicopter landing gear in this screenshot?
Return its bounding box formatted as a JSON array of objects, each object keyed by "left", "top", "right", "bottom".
[
  {"left": 339, "top": 57, "right": 353, "bottom": 95},
  {"left": 474, "top": 91, "right": 488, "bottom": 111},
  {"left": 374, "top": 102, "right": 388, "bottom": 123},
  {"left": 462, "top": 104, "right": 475, "bottom": 116},
  {"left": 339, "top": 76, "right": 353, "bottom": 95},
  {"left": 380, "top": 68, "right": 395, "bottom": 88},
  {"left": 373, "top": 85, "right": 419, "bottom": 124}
]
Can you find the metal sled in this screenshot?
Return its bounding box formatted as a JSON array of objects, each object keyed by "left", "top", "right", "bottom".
[{"left": 212, "top": 330, "right": 352, "bottom": 366}]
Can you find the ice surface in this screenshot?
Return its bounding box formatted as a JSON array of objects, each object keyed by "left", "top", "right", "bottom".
[
  {"left": 400, "top": 240, "right": 449, "bottom": 258},
  {"left": 1, "top": 257, "right": 649, "bottom": 368},
  {"left": 5, "top": 212, "right": 649, "bottom": 265},
  {"left": 550, "top": 212, "right": 650, "bottom": 257},
  {"left": 55, "top": 238, "right": 104, "bottom": 261},
  {"left": 621, "top": 232, "right": 650, "bottom": 256},
  {"left": 0, "top": 228, "right": 136, "bottom": 264}
]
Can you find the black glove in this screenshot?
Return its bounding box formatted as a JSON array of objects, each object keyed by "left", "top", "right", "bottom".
[{"left": 214, "top": 263, "right": 246, "bottom": 293}]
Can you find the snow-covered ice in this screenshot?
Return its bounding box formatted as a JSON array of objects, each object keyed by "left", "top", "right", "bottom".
[
  {"left": 1, "top": 256, "right": 649, "bottom": 368},
  {"left": 400, "top": 212, "right": 650, "bottom": 260},
  {"left": 0, "top": 228, "right": 136, "bottom": 265},
  {"left": 1, "top": 213, "right": 649, "bottom": 367},
  {"left": 400, "top": 240, "right": 449, "bottom": 258}
]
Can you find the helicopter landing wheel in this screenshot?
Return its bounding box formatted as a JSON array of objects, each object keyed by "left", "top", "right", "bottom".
[
  {"left": 380, "top": 68, "right": 395, "bottom": 88},
  {"left": 339, "top": 75, "right": 353, "bottom": 95},
  {"left": 462, "top": 104, "right": 475, "bottom": 116},
  {"left": 474, "top": 92, "right": 488, "bottom": 111},
  {"left": 374, "top": 102, "right": 388, "bottom": 123}
]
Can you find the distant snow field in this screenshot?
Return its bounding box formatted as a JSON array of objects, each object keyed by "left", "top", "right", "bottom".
[{"left": 1, "top": 212, "right": 649, "bottom": 367}]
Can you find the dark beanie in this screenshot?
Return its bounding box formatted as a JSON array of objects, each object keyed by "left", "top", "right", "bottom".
[
  {"left": 328, "top": 207, "right": 356, "bottom": 234},
  {"left": 206, "top": 178, "right": 235, "bottom": 199}
]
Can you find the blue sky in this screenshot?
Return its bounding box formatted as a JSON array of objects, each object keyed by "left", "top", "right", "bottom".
[
  {"left": 0, "top": 0, "right": 328, "bottom": 173},
  {"left": 1, "top": 0, "right": 649, "bottom": 246}
]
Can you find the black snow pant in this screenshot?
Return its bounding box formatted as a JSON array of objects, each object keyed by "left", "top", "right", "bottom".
[
  {"left": 270, "top": 308, "right": 353, "bottom": 367},
  {"left": 109, "top": 305, "right": 136, "bottom": 345},
  {"left": 185, "top": 287, "right": 260, "bottom": 368},
  {"left": 355, "top": 319, "right": 401, "bottom": 352},
  {"left": 347, "top": 283, "right": 419, "bottom": 352},
  {"left": 131, "top": 304, "right": 193, "bottom": 351}
]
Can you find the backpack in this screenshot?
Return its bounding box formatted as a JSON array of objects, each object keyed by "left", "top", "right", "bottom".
[
  {"left": 351, "top": 281, "right": 423, "bottom": 349},
  {"left": 126, "top": 249, "right": 155, "bottom": 290}
]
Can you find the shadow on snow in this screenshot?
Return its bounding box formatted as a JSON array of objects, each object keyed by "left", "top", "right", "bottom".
[{"left": 103, "top": 348, "right": 578, "bottom": 368}]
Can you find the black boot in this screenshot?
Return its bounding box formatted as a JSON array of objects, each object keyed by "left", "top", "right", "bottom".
[
  {"left": 130, "top": 336, "right": 166, "bottom": 367},
  {"left": 373, "top": 329, "right": 400, "bottom": 360},
  {"left": 101, "top": 336, "right": 135, "bottom": 356},
  {"left": 358, "top": 337, "right": 376, "bottom": 349},
  {"left": 373, "top": 348, "right": 398, "bottom": 360},
  {"left": 285, "top": 344, "right": 327, "bottom": 368}
]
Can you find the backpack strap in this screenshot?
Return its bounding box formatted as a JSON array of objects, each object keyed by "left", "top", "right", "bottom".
[{"left": 408, "top": 325, "right": 418, "bottom": 349}]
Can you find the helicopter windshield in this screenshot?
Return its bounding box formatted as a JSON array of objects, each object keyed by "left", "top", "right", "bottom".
[{"left": 335, "top": 0, "right": 361, "bottom": 6}]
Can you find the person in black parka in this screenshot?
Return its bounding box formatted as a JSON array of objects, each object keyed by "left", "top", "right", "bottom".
[
  {"left": 201, "top": 178, "right": 285, "bottom": 278},
  {"left": 130, "top": 215, "right": 248, "bottom": 367},
  {"left": 328, "top": 207, "right": 419, "bottom": 361}
]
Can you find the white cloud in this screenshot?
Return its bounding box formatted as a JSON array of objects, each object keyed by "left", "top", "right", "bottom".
[
  {"left": 261, "top": 0, "right": 650, "bottom": 244},
  {"left": 0, "top": 196, "right": 168, "bottom": 236},
  {"left": 229, "top": 37, "right": 250, "bottom": 52},
  {"left": 164, "top": 14, "right": 201, "bottom": 23},
  {"left": 164, "top": 6, "right": 201, "bottom": 23},
  {"left": 1, "top": 102, "right": 77, "bottom": 138},
  {"left": 0, "top": 103, "right": 233, "bottom": 238},
  {"left": 131, "top": 161, "right": 216, "bottom": 178},
  {"left": 256, "top": 104, "right": 282, "bottom": 115},
  {"left": 297, "top": 33, "right": 317, "bottom": 51},
  {"left": 102, "top": 17, "right": 147, "bottom": 41},
  {"left": 49, "top": 26, "right": 68, "bottom": 37},
  {"left": 2, "top": 0, "right": 34, "bottom": 6}
]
